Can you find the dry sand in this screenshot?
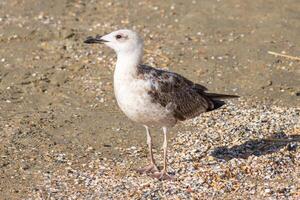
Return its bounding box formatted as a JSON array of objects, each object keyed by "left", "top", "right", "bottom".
[{"left": 0, "top": 0, "right": 299, "bottom": 199}]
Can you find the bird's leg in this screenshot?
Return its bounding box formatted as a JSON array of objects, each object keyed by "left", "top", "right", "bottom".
[
  {"left": 152, "top": 127, "right": 175, "bottom": 181},
  {"left": 162, "top": 127, "right": 168, "bottom": 172},
  {"left": 136, "top": 125, "right": 159, "bottom": 174}
]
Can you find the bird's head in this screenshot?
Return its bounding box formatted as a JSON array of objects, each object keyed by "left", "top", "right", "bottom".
[{"left": 84, "top": 29, "right": 143, "bottom": 55}]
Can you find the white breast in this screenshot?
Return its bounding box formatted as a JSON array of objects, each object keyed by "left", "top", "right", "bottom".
[
  {"left": 113, "top": 76, "right": 176, "bottom": 127},
  {"left": 112, "top": 50, "right": 177, "bottom": 127}
]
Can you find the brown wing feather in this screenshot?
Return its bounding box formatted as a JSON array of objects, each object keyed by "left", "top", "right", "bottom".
[{"left": 137, "top": 65, "right": 215, "bottom": 121}]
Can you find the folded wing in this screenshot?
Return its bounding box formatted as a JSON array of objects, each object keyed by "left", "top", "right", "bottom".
[{"left": 138, "top": 65, "right": 218, "bottom": 121}]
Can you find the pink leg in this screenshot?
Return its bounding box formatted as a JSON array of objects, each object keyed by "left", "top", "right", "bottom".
[
  {"left": 136, "top": 126, "right": 159, "bottom": 174},
  {"left": 152, "top": 127, "right": 175, "bottom": 181}
]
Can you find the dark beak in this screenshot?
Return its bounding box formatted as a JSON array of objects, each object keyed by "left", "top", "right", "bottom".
[{"left": 84, "top": 35, "right": 108, "bottom": 44}]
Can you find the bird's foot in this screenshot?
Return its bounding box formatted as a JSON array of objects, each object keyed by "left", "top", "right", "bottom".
[
  {"left": 135, "top": 163, "right": 159, "bottom": 174},
  {"left": 151, "top": 170, "right": 175, "bottom": 181}
]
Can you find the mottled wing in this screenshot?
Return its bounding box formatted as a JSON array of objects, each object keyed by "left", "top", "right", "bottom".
[{"left": 138, "top": 65, "right": 214, "bottom": 121}]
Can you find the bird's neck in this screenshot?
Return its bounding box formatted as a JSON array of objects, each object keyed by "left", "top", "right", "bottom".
[{"left": 115, "top": 47, "right": 143, "bottom": 79}]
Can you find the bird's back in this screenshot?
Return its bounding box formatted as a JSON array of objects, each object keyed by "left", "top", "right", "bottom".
[{"left": 137, "top": 64, "right": 238, "bottom": 121}]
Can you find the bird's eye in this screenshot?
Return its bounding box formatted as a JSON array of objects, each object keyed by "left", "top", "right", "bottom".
[{"left": 116, "top": 34, "right": 122, "bottom": 39}]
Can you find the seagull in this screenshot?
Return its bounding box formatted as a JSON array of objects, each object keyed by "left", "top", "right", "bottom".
[{"left": 84, "top": 29, "right": 238, "bottom": 180}]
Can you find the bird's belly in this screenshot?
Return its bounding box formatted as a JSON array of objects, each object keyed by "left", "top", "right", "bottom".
[{"left": 114, "top": 82, "right": 176, "bottom": 127}]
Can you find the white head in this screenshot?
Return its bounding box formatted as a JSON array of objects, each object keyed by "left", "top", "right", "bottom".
[{"left": 84, "top": 29, "right": 143, "bottom": 55}]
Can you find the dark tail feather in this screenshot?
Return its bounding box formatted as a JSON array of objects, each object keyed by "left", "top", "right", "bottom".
[
  {"left": 207, "top": 93, "right": 239, "bottom": 111},
  {"left": 206, "top": 93, "right": 239, "bottom": 99},
  {"left": 211, "top": 99, "right": 226, "bottom": 110}
]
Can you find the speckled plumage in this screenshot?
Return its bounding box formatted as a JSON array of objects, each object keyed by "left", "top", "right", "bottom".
[{"left": 137, "top": 64, "right": 236, "bottom": 121}]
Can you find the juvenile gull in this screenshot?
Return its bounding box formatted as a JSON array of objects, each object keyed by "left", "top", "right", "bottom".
[{"left": 84, "top": 29, "right": 238, "bottom": 180}]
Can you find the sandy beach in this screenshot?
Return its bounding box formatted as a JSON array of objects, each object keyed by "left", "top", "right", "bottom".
[{"left": 0, "top": 0, "right": 299, "bottom": 199}]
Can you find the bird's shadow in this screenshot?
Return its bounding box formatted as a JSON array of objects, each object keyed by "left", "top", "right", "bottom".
[{"left": 211, "top": 132, "right": 300, "bottom": 161}]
